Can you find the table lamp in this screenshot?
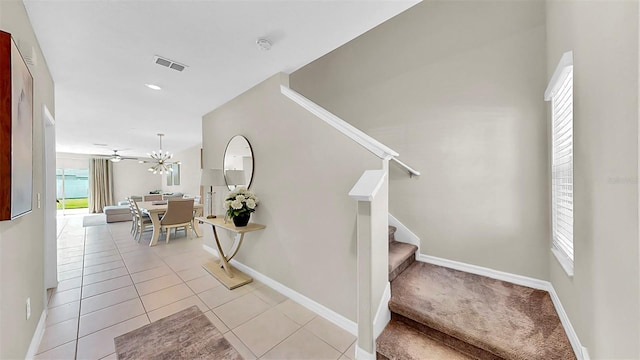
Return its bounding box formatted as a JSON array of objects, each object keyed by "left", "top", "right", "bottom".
[
  {"left": 224, "top": 169, "right": 246, "bottom": 190},
  {"left": 200, "top": 169, "right": 226, "bottom": 218}
]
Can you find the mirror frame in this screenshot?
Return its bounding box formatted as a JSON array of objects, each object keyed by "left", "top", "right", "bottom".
[{"left": 223, "top": 135, "right": 254, "bottom": 190}]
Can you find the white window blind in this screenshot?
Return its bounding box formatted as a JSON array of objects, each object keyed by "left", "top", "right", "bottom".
[{"left": 545, "top": 51, "right": 574, "bottom": 275}]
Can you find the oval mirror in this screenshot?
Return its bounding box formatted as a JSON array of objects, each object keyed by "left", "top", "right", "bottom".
[{"left": 223, "top": 135, "right": 254, "bottom": 190}]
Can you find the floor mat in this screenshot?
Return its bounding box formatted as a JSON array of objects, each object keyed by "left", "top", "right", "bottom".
[{"left": 114, "top": 305, "right": 241, "bottom": 360}]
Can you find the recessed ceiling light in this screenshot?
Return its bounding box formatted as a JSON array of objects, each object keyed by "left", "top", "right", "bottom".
[{"left": 145, "top": 84, "right": 162, "bottom": 90}]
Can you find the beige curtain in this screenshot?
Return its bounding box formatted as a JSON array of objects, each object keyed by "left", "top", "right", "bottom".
[{"left": 89, "top": 158, "right": 114, "bottom": 213}]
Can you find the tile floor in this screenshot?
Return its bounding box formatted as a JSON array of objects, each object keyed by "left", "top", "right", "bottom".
[{"left": 35, "top": 215, "right": 356, "bottom": 359}]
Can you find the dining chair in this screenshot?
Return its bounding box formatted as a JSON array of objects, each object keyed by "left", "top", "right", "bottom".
[
  {"left": 127, "top": 198, "right": 137, "bottom": 235},
  {"left": 160, "top": 198, "right": 194, "bottom": 243},
  {"left": 132, "top": 200, "right": 153, "bottom": 242},
  {"left": 143, "top": 194, "right": 163, "bottom": 201}
]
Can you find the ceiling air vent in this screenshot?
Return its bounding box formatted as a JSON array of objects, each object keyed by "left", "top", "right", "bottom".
[{"left": 153, "top": 56, "right": 187, "bottom": 72}]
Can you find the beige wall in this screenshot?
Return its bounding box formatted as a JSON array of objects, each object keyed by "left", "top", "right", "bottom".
[
  {"left": 56, "top": 153, "right": 90, "bottom": 170},
  {"left": 0, "top": 0, "right": 55, "bottom": 357},
  {"left": 161, "top": 144, "right": 202, "bottom": 197},
  {"left": 291, "top": 1, "right": 549, "bottom": 279},
  {"left": 113, "top": 160, "right": 163, "bottom": 202},
  {"left": 202, "top": 74, "right": 380, "bottom": 321},
  {"left": 546, "top": 1, "right": 639, "bottom": 358}
]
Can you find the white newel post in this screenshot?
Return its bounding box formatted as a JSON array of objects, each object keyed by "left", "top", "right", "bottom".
[
  {"left": 349, "top": 164, "right": 390, "bottom": 360},
  {"left": 356, "top": 200, "right": 374, "bottom": 357}
]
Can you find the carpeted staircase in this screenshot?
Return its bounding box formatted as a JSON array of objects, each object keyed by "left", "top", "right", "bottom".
[{"left": 378, "top": 226, "right": 576, "bottom": 360}]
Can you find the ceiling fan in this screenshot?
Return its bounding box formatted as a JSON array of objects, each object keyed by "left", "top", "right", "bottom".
[{"left": 107, "top": 149, "right": 138, "bottom": 163}]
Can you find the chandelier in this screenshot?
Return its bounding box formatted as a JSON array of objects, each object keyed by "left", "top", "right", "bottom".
[{"left": 140, "top": 133, "right": 180, "bottom": 174}]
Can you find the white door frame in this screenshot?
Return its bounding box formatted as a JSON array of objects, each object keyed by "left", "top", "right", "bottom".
[{"left": 43, "top": 105, "right": 57, "bottom": 289}]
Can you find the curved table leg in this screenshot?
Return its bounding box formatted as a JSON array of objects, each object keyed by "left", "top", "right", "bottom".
[
  {"left": 226, "top": 234, "right": 244, "bottom": 262},
  {"left": 211, "top": 226, "right": 234, "bottom": 278},
  {"left": 148, "top": 212, "right": 162, "bottom": 247},
  {"left": 202, "top": 224, "right": 253, "bottom": 289},
  {"left": 192, "top": 208, "right": 203, "bottom": 237}
]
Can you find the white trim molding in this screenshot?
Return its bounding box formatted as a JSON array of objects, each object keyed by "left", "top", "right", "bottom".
[
  {"left": 388, "top": 213, "right": 420, "bottom": 249},
  {"left": 545, "top": 51, "right": 573, "bottom": 100},
  {"left": 417, "top": 254, "right": 587, "bottom": 359},
  {"left": 547, "top": 285, "right": 587, "bottom": 360},
  {"left": 25, "top": 308, "right": 47, "bottom": 360},
  {"left": 552, "top": 246, "right": 574, "bottom": 277},
  {"left": 203, "top": 245, "right": 357, "bottom": 335},
  {"left": 418, "top": 254, "right": 549, "bottom": 290},
  {"left": 349, "top": 170, "right": 386, "bottom": 202},
  {"left": 373, "top": 282, "right": 391, "bottom": 338},
  {"left": 355, "top": 345, "right": 376, "bottom": 360}
]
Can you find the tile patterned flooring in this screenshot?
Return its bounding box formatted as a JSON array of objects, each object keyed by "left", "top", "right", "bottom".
[{"left": 36, "top": 215, "right": 356, "bottom": 359}]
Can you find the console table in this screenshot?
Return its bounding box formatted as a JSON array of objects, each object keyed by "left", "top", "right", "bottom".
[{"left": 196, "top": 217, "right": 266, "bottom": 289}]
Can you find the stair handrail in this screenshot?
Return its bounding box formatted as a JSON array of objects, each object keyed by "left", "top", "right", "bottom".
[
  {"left": 280, "top": 85, "right": 398, "bottom": 158},
  {"left": 281, "top": 85, "right": 420, "bottom": 177},
  {"left": 391, "top": 158, "right": 420, "bottom": 177}
]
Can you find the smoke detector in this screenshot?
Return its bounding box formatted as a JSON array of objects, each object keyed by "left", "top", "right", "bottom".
[
  {"left": 256, "top": 38, "right": 272, "bottom": 51},
  {"left": 153, "top": 55, "right": 188, "bottom": 72}
]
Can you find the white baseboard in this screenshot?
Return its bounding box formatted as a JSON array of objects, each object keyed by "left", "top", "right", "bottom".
[
  {"left": 203, "top": 245, "right": 357, "bottom": 335},
  {"left": 417, "top": 254, "right": 549, "bottom": 290},
  {"left": 548, "top": 285, "right": 588, "bottom": 360},
  {"left": 388, "top": 213, "right": 420, "bottom": 249},
  {"left": 355, "top": 345, "right": 376, "bottom": 360},
  {"left": 25, "top": 308, "right": 48, "bottom": 359},
  {"left": 373, "top": 282, "right": 391, "bottom": 338},
  {"left": 417, "top": 254, "right": 586, "bottom": 359}
]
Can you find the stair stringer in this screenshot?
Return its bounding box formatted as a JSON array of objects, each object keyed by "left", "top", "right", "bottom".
[
  {"left": 388, "top": 213, "right": 420, "bottom": 250},
  {"left": 373, "top": 281, "right": 391, "bottom": 338},
  {"left": 416, "top": 254, "right": 587, "bottom": 360}
]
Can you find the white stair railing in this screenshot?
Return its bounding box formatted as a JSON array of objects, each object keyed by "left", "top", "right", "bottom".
[
  {"left": 281, "top": 83, "right": 417, "bottom": 359},
  {"left": 391, "top": 157, "right": 420, "bottom": 177},
  {"left": 281, "top": 85, "right": 419, "bottom": 178}
]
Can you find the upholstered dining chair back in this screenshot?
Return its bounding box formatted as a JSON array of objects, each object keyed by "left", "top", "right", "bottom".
[
  {"left": 143, "top": 194, "right": 163, "bottom": 201},
  {"left": 160, "top": 198, "right": 194, "bottom": 243},
  {"left": 161, "top": 198, "right": 194, "bottom": 225}
]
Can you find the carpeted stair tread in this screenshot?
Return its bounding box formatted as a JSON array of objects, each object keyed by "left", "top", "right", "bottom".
[
  {"left": 389, "top": 262, "right": 576, "bottom": 360},
  {"left": 388, "top": 241, "right": 417, "bottom": 282},
  {"left": 376, "top": 319, "right": 473, "bottom": 360}
]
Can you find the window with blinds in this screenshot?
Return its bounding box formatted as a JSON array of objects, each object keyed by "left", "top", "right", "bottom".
[{"left": 545, "top": 51, "right": 574, "bottom": 276}]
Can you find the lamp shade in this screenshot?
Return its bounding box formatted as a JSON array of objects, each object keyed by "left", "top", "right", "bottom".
[
  {"left": 224, "top": 170, "right": 247, "bottom": 186},
  {"left": 200, "top": 169, "right": 226, "bottom": 186}
]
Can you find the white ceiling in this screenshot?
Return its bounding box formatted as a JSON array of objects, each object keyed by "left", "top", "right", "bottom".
[{"left": 23, "top": 0, "right": 418, "bottom": 158}]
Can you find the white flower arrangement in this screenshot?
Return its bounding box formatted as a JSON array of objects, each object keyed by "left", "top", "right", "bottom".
[{"left": 224, "top": 187, "right": 259, "bottom": 218}]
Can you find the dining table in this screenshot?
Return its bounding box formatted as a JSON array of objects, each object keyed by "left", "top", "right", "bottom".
[{"left": 137, "top": 200, "right": 204, "bottom": 246}]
